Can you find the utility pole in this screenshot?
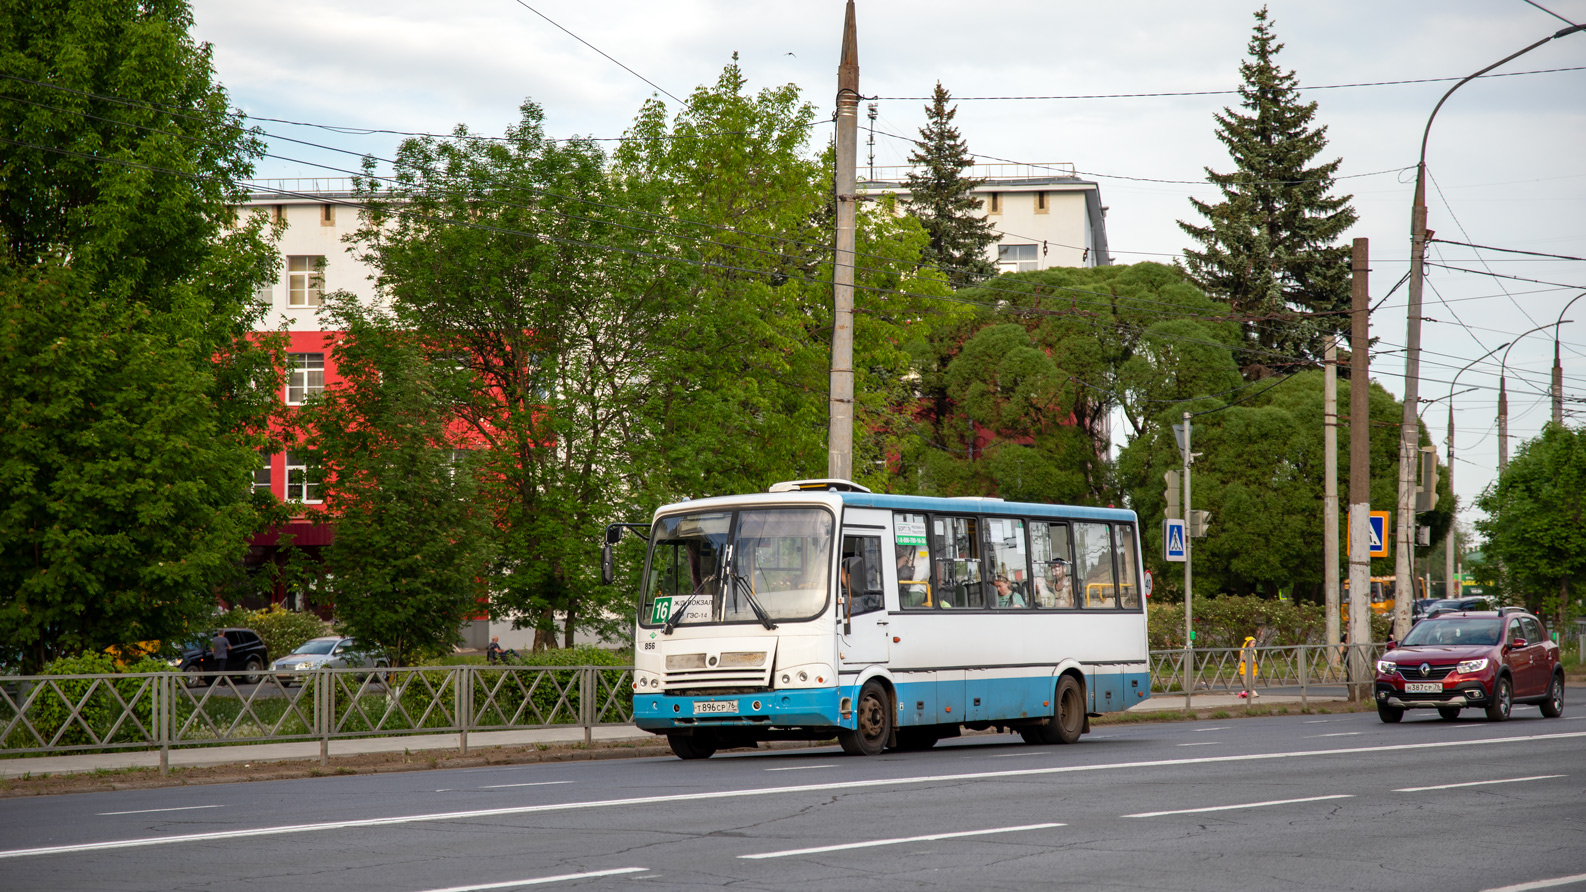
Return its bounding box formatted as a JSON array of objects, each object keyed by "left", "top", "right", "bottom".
[
  {"left": 866, "top": 102, "right": 877, "bottom": 182},
  {"left": 827, "top": 0, "right": 859, "bottom": 481},
  {"left": 1554, "top": 338, "right": 1564, "bottom": 426},
  {"left": 1348, "top": 238, "right": 1372, "bottom": 698},
  {"left": 1445, "top": 402, "right": 1457, "bottom": 599},
  {"left": 1181, "top": 412, "right": 1194, "bottom": 707},
  {"left": 1324, "top": 334, "right": 1341, "bottom": 661},
  {"left": 1395, "top": 198, "right": 1427, "bottom": 645}
]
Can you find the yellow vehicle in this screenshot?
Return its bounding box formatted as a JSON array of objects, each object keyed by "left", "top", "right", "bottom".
[{"left": 1341, "top": 576, "right": 1425, "bottom": 620}]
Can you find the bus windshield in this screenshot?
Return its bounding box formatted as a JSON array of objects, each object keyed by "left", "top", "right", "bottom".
[{"left": 640, "top": 507, "right": 833, "bottom": 627}]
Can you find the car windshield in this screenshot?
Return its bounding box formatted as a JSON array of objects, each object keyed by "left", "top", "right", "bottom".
[
  {"left": 1401, "top": 617, "right": 1502, "bottom": 647},
  {"left": 293, "top": 639, "right": 339, "bottom": 655},
  {"left": 640, "top": 507, "right": 834, "bottom": 627}
]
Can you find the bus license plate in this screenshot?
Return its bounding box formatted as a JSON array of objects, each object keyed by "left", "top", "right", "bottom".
[
  {"left": 1405, "top": 682, "right": 1441, "bottom": 694},
  {"left": 694, "top": 700, "right": 737, "bottom": 715}
]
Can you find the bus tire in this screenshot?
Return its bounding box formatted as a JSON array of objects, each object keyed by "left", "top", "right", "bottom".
[
  {"left": 667, "top": 733, "right": 717, "bottom": 760},
  {"left": 1023, "top": 675, "right": 1086, "bottom": 745},
  {"left": 838, "top": 680, "right": 891, "bottom": 756}
]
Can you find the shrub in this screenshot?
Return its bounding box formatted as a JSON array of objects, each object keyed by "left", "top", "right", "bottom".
[
  {"left": 1148, "top": 596, "right": 1393, "bottom": 650},
  {"left": 246, "top": 606, "right": 332, "bottom": 661},
  {"left": 4, "top": 652, "right": 165, "bottom": 751}
]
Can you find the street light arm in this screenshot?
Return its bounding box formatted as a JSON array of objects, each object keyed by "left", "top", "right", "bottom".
[{"left": 1417, "top": 29, "right": 1579, "bottom": 169}]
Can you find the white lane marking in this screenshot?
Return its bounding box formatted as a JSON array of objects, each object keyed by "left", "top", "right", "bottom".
[
  {"left": 740, "top": 823, "right": 1064, "bottom": 859},
  {"left": 478, "top": 782, "right": 574, "bottom": 789},
  {"left": 1307, "top": 732, "right": 1363, "bottom": 738},
  {"left": 1481, "top": 871, "right": 1586, "bottom": 891},
  {"left": 1302, "top": 720, "right": 1332, "bottom": 724},
  {"left": 765, "top": 765, "right": 835, "bottom": 772},
  {"left": 407, "top": 868, "right": 648, "bottom": 891},
  {"left": 1175, "top": 742, "right": 1218, "bottom": 747},
  {"left": 7, "top": 729, "right": 1584, "bottom": 861},
  {"left": 1395, "top": 774, "right": 1565, "bottom": 793},
  {"left": 1125, "top": 794, "right": 1353, "bottom": 818},
  {"left": 1193, "top": 727, "right": 1227, "bottom": 732},
  {"left": 97, "top": 805, "right": 221, "bottom": 816}
]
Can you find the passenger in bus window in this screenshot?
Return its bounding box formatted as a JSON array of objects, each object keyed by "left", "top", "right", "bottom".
[{"left": 993, "top": 574, "right": 1026, "bottom": 608}]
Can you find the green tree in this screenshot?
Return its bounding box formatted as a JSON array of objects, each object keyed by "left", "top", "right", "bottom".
[
  {"left": 0, "top": 0, "right": 280, "bottom": 673},
  {"left": 298, "top": 303, "right": 496, "bottom": 667},
  {"left": 1177, "top": 7, "right": 1357, "bottom": 370},
  {"left": 1475, "top": 425, "right": 1586, "bottom": 624},
  {"left": 903, "top": 82, "right": 998, "bottom": 287}
]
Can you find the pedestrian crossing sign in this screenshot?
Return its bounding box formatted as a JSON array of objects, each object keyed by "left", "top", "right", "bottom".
[
  {"left": 1346, "top": 510, "right": 1391, "bottom": 558},
  {"left": 1163, "top": 519, "right": 1187, "bottom": 563}
]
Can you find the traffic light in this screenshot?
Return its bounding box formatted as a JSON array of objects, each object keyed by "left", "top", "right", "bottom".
[
  {"left": 1189, "top": 509, "right": 1211, "bottom": 538},
  {"left": 1415, "top": 446, "right": 1439, "bottom": 513},
  {"left": 1163, "top": 470, "right": 1181, "bottom": 519}
]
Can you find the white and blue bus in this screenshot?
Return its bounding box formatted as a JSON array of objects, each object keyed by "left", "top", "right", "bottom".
[{"left": 620, "top": 479, "right": 1151, "bottom": 759}]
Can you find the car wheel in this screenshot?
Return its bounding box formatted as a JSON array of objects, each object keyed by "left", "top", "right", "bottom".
[
  {"left": 1377, "top": 703, "right": 1404, "bottom": 723},
  {"left": 1484, "top": 676, "right": 1512, "bottom": 722},
  {"left": 837, "top": 680, "right": 892, "bottom": 756},
  {"left": 1437, "top": 707, "right": 1461, "bottom": 721},
  {"left": 183, "top": 665, "right": 210, "bottom": 688},
  {"left": 1539, "top": 675, "right": 1564, "bottom": 718},
  {"left": 667, "top": 732, "right": 717, "bottom": 760},
  {"left": 241, "top": 657, "right": 263, "bottom": 685}
]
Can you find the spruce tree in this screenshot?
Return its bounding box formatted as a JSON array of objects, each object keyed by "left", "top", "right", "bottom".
[
  {"left": 905, "top": 83, "right": 999, "bottom": 287},
  {"left": 1178, "top": 7, "right": 1357, "bottom": 373}
]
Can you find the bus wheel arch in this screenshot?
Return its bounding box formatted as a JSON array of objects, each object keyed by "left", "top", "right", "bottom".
[
  {"left": 1021, "top": 671, "right": 1086, "bottom": 746},
  {"left": 838, "top": 678, "right": 893, "bottom": 756}
]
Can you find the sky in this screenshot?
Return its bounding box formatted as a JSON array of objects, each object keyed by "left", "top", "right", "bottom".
[{"left": 190, "top": 0, "right": 1586, "bottom": 535}]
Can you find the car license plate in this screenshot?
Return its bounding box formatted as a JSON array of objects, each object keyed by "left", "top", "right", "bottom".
[
  {"left": 1405, "top": 682, "right": 1442, "bottom": 694},
  {"left": 693, "top": 700, "right": 737, "bottom": 715}
]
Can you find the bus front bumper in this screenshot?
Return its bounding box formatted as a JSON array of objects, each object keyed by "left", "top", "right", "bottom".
[{"left": 633, "top": 689, "right": 847, "bottom": 732}]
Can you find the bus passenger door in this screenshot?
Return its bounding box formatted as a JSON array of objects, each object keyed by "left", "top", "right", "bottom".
[{"left": 839, "top": 534, "right": 890, "bottom": 667}]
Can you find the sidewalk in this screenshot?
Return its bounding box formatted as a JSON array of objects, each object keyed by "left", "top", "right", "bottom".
[{"left": 1127, "top": 687, "right": 1356, "bottom": 713}]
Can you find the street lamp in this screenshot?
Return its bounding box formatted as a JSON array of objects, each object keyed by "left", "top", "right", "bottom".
[
  {"left": 1435, "top": 343, "right": 1505, "bottom": 599},
  {"left": 1499, "top": 323, "right": 1564, "bottom": 472},
  {"left": 1394, "top": 21, "right": 1585, "bottom": 639},
  {"left": 1552, "top": 292, "right": 1586, "bottom": 425}
]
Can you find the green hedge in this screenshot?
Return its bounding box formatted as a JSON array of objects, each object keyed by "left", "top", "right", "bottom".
[
  {"left": 1148, "top": 596, "right": 1394, "bottom": 650},
  {"left": 3, "top": 652, "right": 165, "bottom": 751}
]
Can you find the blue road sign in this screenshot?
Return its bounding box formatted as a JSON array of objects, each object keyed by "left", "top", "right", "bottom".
[
  {"left": 1369, "top": 511, "right": 1389, "bottom": 558},
  {"left": 1164, "top": 519, "right": 1187, "bottom": 563}
]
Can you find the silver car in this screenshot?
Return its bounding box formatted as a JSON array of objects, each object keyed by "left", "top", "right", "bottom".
[{"left": 271, "top": 636, "right": 388, "bottom": 685}]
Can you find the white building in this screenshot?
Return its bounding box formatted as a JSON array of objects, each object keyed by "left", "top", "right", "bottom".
[{"left": 861, "top": 162, "right": 1112, "bottom": 273}]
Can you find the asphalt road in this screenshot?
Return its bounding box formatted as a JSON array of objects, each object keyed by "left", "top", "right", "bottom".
[{"left": 2, "top": 695, "right": 1582, "bottom": 892}]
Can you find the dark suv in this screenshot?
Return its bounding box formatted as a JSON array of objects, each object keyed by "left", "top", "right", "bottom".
[
  {"left": 1375, "top": 610, "right": 1564, "bottom": 723},
  {"left": 168, "top": 628, "right": 270, "bottom": 685}
]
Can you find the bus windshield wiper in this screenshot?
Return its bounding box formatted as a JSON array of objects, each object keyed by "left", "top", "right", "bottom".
[
  {"left": 729, "top": 573, "right": 778, "bottom": 631},
  {"left": 663, "top": 576, "right": 715, "bottom": 635}
]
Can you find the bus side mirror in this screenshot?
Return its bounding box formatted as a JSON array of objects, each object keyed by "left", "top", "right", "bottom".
[{"left": 601, "top": 543, "right": 614, "bottom": 586}]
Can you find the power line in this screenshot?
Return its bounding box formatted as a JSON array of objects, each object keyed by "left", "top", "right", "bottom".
[
  {"left": 1429, "top": 239, "right": 1586, "bottom": 263},
  {"left": 872, "top": 65, "right": 1586, "bottom": 101},
  {"left": 505, "top": 0, "right": 683, "bottom": 105},
  {"left": 1425, "top": 263, "right": 1586, "bottom": 291}
]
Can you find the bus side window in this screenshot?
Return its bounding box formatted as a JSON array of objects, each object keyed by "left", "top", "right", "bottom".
[
  {"left": 983, "top": 516, "right": 1030, "bottom": 608},
  {"left": 931, "top": 516, "right": 983, "bottom": 609},
  {"left": 1030, "top": 522, "right": 1074, "bottom": 609},
  {"left": 894, "top": 512, "right": 932, "bottom": 609},
  {"left": 1114, "top": 523, "right": 1140, "bottom": 609},
  {"left": 1073, "top": 522, "right": 1116, "bottom": 608}
]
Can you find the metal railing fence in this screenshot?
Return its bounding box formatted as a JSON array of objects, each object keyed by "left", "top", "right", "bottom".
[
  {"left": 1149, "top": 642, "right": 1389, "bottom": 710},
  {"left": 1, "top": 664, "right": 634, "bottom": 771}
]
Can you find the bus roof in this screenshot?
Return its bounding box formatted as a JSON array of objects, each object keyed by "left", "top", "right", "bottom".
[{"left": 838, "top": 491, "right": 1136, "bottom": 522}]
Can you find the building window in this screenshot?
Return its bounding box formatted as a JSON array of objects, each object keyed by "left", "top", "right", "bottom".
[
  {"left": 320, "top": 204, "right": 335, "bottom": 226},
  {"left": 285, "top": 451, "right": 321, "bottom": 503},
  {"left": 254, "top": 450, "right": 273, "bottom": 495},
  {"left": 986, "top": 192, "right": 1002, "bottom": 214},
  {"left": 287, "top": 353, "right": 325, "bottom": 405},
  {"left": 1034, "top": 191, "right": 1049, "bottom": 214},
  {"left": 288, "top": 255, "right": 324, "bottom": 307},
  {"left": 997, "top": 243, "right": 1039, "bottom": 273}
]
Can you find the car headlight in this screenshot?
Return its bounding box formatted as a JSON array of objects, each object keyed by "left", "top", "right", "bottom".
[
  {"left": 294, "top": 661, "right": 314, "bottom": 670},
  {"left": 1376, "top": 660, "right": 1397, "bottom": 674},
  {"left": 1456, "top": 658, "right": 1489, "bottom": 674},
  {"left": 168, "top": 658, "right": 183, "bottom": 667}
]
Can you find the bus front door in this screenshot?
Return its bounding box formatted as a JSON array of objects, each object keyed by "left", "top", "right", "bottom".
[{"left": 840, "top": 534, "right": 891, "bottom": 667}]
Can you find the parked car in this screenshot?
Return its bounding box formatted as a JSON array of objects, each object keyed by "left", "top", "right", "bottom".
[
  {"left": 1375, "top": 609, "right": 1564, "bottom": 723},
  {"left": 167, "top": 628, "right": 270, "bottom": 685},
  {"left": 271, "top": 637, "right": 389, "bottom": 685},
  {"left": 1422, "top": 596, "right": 1495, "bottom": 620}
]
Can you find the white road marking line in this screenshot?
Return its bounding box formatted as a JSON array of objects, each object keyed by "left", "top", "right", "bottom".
[
  {"left": 765, "top": 765, "right": 835, "bottom": 772},
  {"left": 7, "top": 729, "right": 1584, "bottom": 860},
  {"left": 1480, "top": 871, "right": 1586, "bottom": 892},
  {"left": 1193, "top": 727, "right": 1227, "bottom": 732},
  {"left": 1175, "top": 742, "right": 1219, "bottom": 747},
  {"left": 1395, "top": 774, "right": 1565, "bottom": 793},
  {"left": 740, "top": 823, "right": 1064, "bottom": 859},
  {"left": 1307, "top": 732, "right": 1363, "bottom": 738},
  {"left": 1302, "top": 720, "right": 1332, "bottom": 724},
  {"left": 407, "top": 868, "right": 648, "bottom": 891},
  {"left": 478, "top": 781, "right": 574, "bottom": 789},
  {"left": 97, "top": 805, "right": 221, "bottom": 816},
  {"left": 1124, "top": 794, "right": 1353, "bottom": 818}
]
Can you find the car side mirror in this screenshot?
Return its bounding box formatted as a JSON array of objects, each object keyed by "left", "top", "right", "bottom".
[
  {"left": 1386, "top": 639, "right": 1396, "bottom": 650},
  {"left": 1511, "top": 638, "right": 1527, "bottom": 648}
]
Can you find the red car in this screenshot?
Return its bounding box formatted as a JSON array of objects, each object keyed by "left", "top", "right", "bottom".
[{"left": 1375, "top": 610, "right": 1565, "bottom": 723}]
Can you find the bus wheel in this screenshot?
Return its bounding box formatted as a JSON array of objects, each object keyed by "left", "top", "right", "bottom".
[
  {"left": 838, "top": 681, "right": 891, "bottom": 756},
  {"left": 1024, "top": 675, "right": 1086, "bottom": 745},
  {"left": 667, "top": 733, "right": 717, "bottom": 760}
]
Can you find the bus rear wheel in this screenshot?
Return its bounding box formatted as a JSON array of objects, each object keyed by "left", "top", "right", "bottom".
[
  {"left": 1022, "top": 675, "right": 1086, "bottom": 745},
  {"left": 838, "top": 681, "right": 891, "bottom": 756},
  {"left": 667, "top": 733, "right": 717, "bottom": 760}
]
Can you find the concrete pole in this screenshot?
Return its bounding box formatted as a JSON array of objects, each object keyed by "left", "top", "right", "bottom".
[
  {"left": 1182, "top": 412, "right": 1194, "bottom": 705},
  {"left": 1348, "top": 239, "right": 1373, "bottom": 698},
  {"left": 827, "top": 0, "right": 859, "bottom": 481},
  {"left": 1498, "top": 374, "right": 1509, "bottom": 472},
  {"left": 1324, "top": 335, "right": 1341, "bottom": 661},
  {"left": 1554, "top": 339, "right": 1564, "bottom": 427},
  {"left": 1393, "top": 182, "right": 1426, "bottom": 644},
  {"left": 1445, "top": 404, "right": 1458, "bottom": 599}
]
